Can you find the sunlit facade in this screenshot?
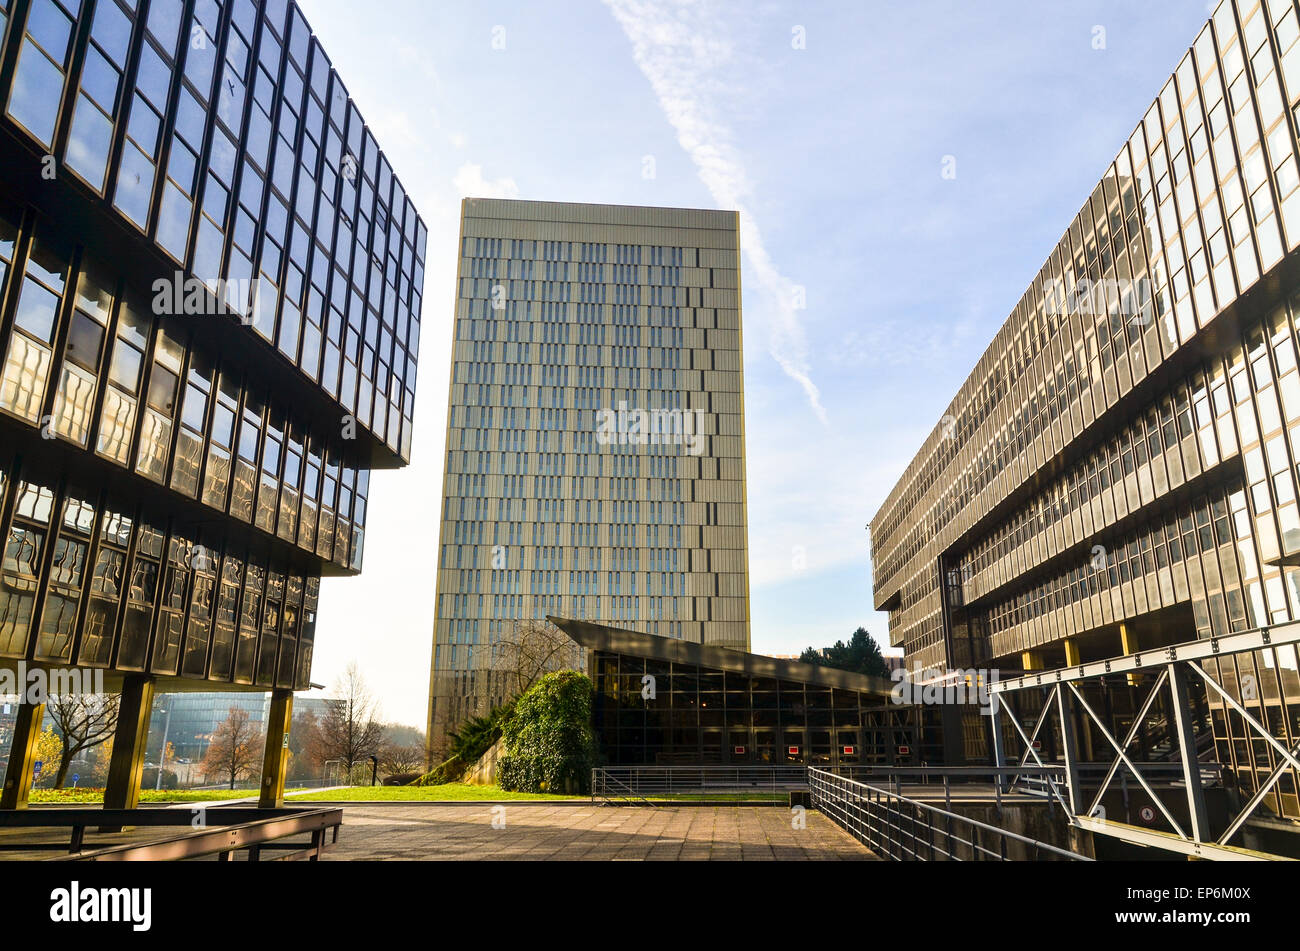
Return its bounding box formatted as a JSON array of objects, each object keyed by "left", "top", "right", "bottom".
[
  {"left": 873, "top": 0, "right": 1300, "bottom": 820},
  {"left": 428, "top": 199, "right": 750, "bottom": 757},
  {"left": 0, "top": 0, "right": 424, "bottom": 692}
]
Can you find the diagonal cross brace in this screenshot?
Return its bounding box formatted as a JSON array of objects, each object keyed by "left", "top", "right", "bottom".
[
  {"left": 1065, "top": 682, "right": 1188, "bottom": 840},
  {"left": 1084, "top": 669, "right": 1168, "bottom": 821}
]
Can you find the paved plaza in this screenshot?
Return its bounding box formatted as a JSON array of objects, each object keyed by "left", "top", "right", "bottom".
[{"left": 322, "top": 804, "right": 877, "bottom": 861}]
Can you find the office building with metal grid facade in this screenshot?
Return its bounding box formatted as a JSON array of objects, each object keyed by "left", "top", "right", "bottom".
[
  {"left": 0, "top": 0, "right": 424, "bottom": 692},
  {"left": 872, "top": 0, "right": 1300, "bottom": 819}
]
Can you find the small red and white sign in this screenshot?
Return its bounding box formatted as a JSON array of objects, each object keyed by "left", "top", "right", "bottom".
[
  {"left": 842, "top": 746, "right": 856, "bottom": 756},
  {"left": 788, "top": 746, "right": 800, "bottom": 756},
  {"left": 898, "top": 746, "right": 911, "bottom": 756},
  {"left": 1139, "top": 806, "right": 1156, "bottom": 823},
  {"left": 1032, "top": 740, "right": 1042, "bottom": 752},
  {"left": 733, "top": 746, "right": 746, "bottom": 755}
]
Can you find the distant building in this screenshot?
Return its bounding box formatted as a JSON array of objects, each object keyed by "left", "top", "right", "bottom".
[{"left": 145, "top": 692, "right": 332, "bottom": 765}]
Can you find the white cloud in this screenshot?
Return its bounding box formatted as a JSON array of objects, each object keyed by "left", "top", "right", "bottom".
[
  {"left": 452, "top": 163, "right": 520, "bottom": 200},
  {"left": 603, "top": 0, "right": 828, "bottom": 425}
]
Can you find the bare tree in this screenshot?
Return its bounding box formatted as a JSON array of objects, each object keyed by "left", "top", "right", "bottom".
[
  {"left": 426, "top": 620, "right": 581, "bottom": 764},
  {"left": 46, "top": 695, "right": 119, "bottom": 789},
  {"left": 489, "top": 619, "right": 582, "bottom": 701},
  {"left": 201, "top": 707, "right": 263, "bottom": 790},
  {"left": 377, "top": 743, "right": 425, "bottom": 778},
  {"left": 313, "top": 662, "right": 385, "bottom": 776}
]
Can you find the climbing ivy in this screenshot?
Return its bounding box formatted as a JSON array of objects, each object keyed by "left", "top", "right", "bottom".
[{"left": 496, "top": 671, "right": 597, "bottom": 795}]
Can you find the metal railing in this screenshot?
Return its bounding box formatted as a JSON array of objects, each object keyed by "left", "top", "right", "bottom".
[
  {"left": 808, "top": 768, "right": 1090, "bottom": 861},
  {"left": 829, "top": 764, "right": 1072, "bottom": 811},
  {"left": 591, "top": 766, "right": 808, "bottom": 802},
  {"left": 0, "top": 806, "right": 343, "bottom": 861}
]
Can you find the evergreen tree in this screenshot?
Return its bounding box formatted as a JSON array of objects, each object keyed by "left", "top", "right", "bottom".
[{"left": 799, "top": 627, "right": 890, "bottom": 679}]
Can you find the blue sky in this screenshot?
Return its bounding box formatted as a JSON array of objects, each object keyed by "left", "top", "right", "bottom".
[{"left": 298, "top": 0, "right": 1216, "bottom": 727}]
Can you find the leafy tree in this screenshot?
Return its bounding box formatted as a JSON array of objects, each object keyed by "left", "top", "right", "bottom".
[
  {"left": 46, "top": 695, "right": 119, "bottom": 789},
  {"left": 84, "top": 740, "right": 113, "bottom": 787},
  {"left": 32, "top": 729, "right": 62, "bottom": 788},
  {"left": 799, "top": 627, "right": 890, "bottom": 680},
  {"left": 201, "top": 707, "right": 263, "bottom": 789}
]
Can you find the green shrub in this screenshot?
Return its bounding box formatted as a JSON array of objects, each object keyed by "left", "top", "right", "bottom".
[
  {"left": 496, "top": 671, "right": 597, "bottom": 795},
  {"left": 141, "top": 767, "right": 178, "bottom": 790},
  {"left": 448, "top": 702, "right": 513, "bottom": 764},
  {"left": 413, "top": 701, "right": 516, "bottom": 787},
  {"left": 382, "top": 772, "right": 423, "bottom": 787},
  {"left": 413, "top": 755, "right": 465, "bottom": 786}
]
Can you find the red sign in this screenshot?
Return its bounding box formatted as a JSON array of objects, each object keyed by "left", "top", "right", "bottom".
[
  {"left": 842, "top": 746, "right": 856, "bottom": 755},
  {"left": 1032, "top": 740, "right": 1042, "bottom": 751},
  {"left": 788, "top": 746, "right": 800, "bottom": 756},
  {"left": 898, "top": 746, "right": 911, "bottom": 755},
  {"left": 733, "top": 746, "right": 746, "bottom": 755}
]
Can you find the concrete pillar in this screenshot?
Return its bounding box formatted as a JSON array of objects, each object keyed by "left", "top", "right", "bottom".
[
  {"left": 259, "top": 688, "right": 294, "bottom": 809},
  {"left": 1063, "top": 638, "right": 1081, "bottom": 668},
  {"left": 1061, "top": 640, "right": 1095, "bottom": 760},
  {"left": 103, "top": 675, "right": 155, "bottom": 813},
  {"left": 0, "top": 702, "right": 46, "bottom": 810},
  {"left": 939, "top": 702, "right": 967, "bottom": 768},
  {"left": 1120, "top": 623, "right": 1140, "bottom": 686}
]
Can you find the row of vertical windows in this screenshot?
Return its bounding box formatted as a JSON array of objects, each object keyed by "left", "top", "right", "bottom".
[
  {"left": 0, "top": 457, "right": 320, "bottom": 688},
  {"left": 0, "top": 212, "right": 370, "bottom": 571},
  {"left": 0, "top": 0, "right": 426, "bottom": 461}
]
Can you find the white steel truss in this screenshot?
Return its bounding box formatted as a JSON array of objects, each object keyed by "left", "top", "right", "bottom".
[{"left": 990, "top": 620, "right": 1300, "bottom": 861}]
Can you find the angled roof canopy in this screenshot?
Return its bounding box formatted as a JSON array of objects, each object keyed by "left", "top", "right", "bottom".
[{"left": 549, "top": 616, "right": 895, "bottom": 699}]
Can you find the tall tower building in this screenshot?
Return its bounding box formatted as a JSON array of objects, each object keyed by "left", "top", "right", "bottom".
[{"left": 428, "top": 199, "right": 750, "bottom": 757}]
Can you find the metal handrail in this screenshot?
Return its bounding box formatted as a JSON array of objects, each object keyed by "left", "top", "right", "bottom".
[
  {"left": 589, "top": 766, "right": 808, "bottom": 798},
  {"left": 808, "top": 768, "right": 1090, "bottom": 861},
  {"left": 0, "top": 806, "right": 343, "bottom": 861},
  {"left": 591, "top": 769, "right": 658, "bottom": 807}
]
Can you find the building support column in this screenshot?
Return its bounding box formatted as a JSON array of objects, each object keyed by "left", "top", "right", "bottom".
[
  {"left": 1062, "top": 640, "right": 1095, "bottom": 760},
  {"left": 1021, "top": 651, "right": 1043, "bottom": 671},
  {"left": 103, "top": 675, "right": 155, "bottom": 818},
  {"left": 259, "top": 688, "right": 294, "bottom": 809},
  {"left": 1120, "top": 623, "right": 1139, "bottom": 686},
  {"left": 1063, "top": 638, "right": 1081, "bottom": 668},
  {"left": 939, "top": 702, "right": 966, "bottom": 768},
  {"left": 0, "top": 701, "right": 46, "bottom": 810}
]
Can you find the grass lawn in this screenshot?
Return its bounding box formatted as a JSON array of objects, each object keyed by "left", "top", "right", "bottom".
[
  {"left": 29, "top": 788, "right": 291, "bottom": 805},
  {"left": 287, "top": 783, "right": 583, "bottom": 802}
]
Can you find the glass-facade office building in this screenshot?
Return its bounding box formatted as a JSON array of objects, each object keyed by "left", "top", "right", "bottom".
[
  {"left": 872, "top": 0, "right": 1300, "bottom": 821},
  {"left": 0, "top": 0, "right": 424, "bottom": 693},
  {"left": 428, "top": 199, "right": 750, "bottom": 758},
  {"left": 550, "top": 616, "right": 951, "bottom": 768},
  {"left": 143, "top": 690, "right": 331, "bottom": 762}
]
